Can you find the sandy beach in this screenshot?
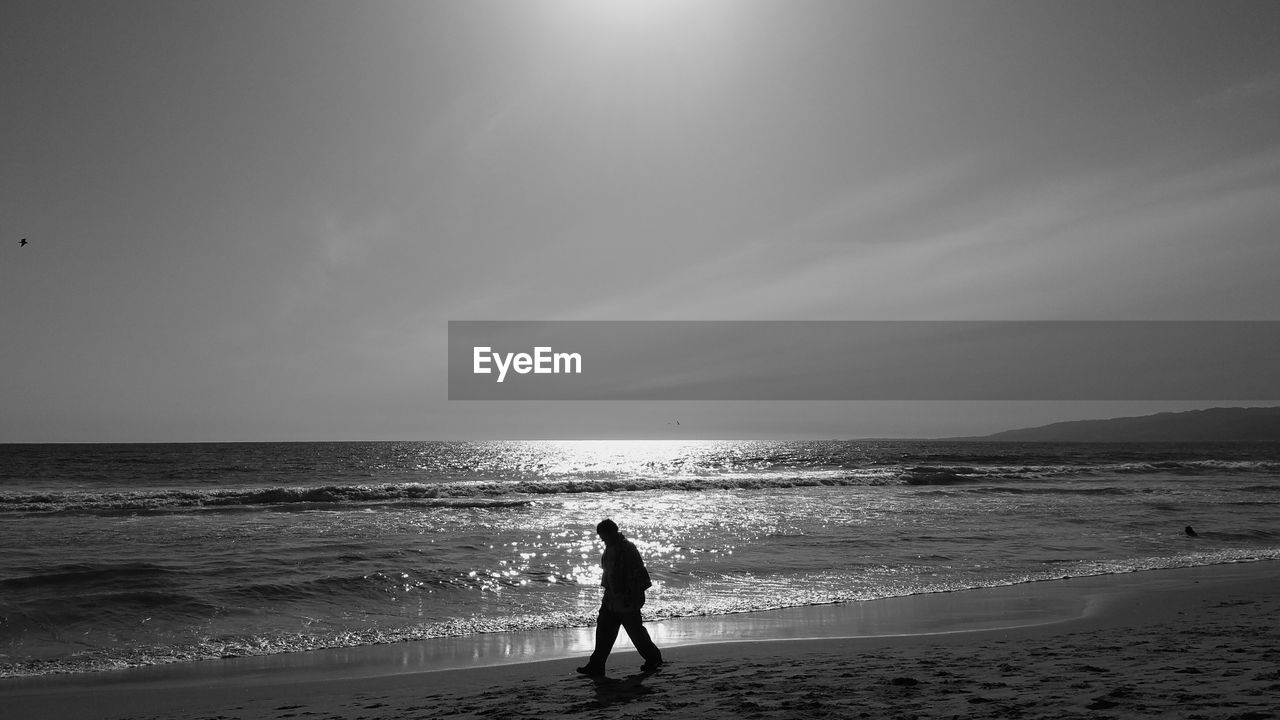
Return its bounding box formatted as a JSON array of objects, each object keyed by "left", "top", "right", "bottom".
[{"left": 4, "top": 560, "right": 1277, "bottom": 720}]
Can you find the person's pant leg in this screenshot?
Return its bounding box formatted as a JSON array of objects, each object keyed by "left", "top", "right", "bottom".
[
  {"left": 619, "top": 610, "right": 662, "bottom": 664},
  {"left": 587, "top": 607, "right": 623, "bottom": 669}
]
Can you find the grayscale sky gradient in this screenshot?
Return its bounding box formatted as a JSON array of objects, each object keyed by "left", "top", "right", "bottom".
[{"left": 4, "top": 0, "right": 1279, "bottom": 442}]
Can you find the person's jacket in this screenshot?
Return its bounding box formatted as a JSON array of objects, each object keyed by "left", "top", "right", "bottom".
[{"left": 600, "top": 537, "right": 652, "bottom": 612}]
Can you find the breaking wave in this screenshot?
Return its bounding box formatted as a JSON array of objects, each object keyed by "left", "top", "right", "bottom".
[{"left": 4, "top": 456, "right": 1279, "bottom": 515}]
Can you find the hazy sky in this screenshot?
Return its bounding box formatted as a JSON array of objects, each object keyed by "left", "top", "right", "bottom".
[{"left": 4, "top": 0, "right": 1279, "bottom": 442}]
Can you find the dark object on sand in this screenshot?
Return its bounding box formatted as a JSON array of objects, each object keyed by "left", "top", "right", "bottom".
[
  {"left": 19, "top": 238, "right": 28, "bottom": 247},
  {"left": 1185, "top": 526, "right": 1198, "bottom": 537}
]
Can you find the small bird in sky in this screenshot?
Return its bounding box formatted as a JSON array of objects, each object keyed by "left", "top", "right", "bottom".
[{"left": 19, "top": 238, "right": 27, "bottom": 247}]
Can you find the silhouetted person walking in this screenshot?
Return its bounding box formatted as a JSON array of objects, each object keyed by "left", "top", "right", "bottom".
[{"left": 576, "top": 519, "right": 663, "bottom": 676}]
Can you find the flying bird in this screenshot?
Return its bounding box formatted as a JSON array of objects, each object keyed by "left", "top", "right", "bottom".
[{"left": 19, "top": 238, "right": 27, "bottom": 247}]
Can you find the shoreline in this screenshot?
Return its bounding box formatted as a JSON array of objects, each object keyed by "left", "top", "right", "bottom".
[{"left": 4, "top": 560, "right": 1278, "bottom": 718}]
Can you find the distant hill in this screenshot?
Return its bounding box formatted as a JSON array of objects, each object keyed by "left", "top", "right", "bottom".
[{"left": 967, "top": 407, "right": 1280, "bottom": 442}]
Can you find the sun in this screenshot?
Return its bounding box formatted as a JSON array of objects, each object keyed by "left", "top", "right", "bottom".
[
  {"left": 561, "top": 0, "right": 690, "bottom": 31},
  {"left": 551, "top": 0, "right": 723, "bottom": 47}
]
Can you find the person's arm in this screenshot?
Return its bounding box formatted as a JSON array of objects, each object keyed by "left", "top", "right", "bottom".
[
  {"left": 623, "top": 544, "right": 652, "bottom": 592},
  {"left": 603, "top": 545, "right": 649, "bottom": 612}
]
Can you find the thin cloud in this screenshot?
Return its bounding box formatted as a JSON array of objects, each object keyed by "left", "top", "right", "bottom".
[{"left": 1195, "top": 70, "right": 1280, "bottom": 106}]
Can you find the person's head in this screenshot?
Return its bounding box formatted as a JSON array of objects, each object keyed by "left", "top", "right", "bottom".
[{"left": 596, "top": 518, "right": 620, "bottom": 543}]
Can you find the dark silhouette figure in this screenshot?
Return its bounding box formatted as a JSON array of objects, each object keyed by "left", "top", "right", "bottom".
[
  {"left": 576, "top": 519, "right": 663, "bottom": 677},
  {"left": 1185, "top": 525, "right": 1198, "bottom": 537},
  {"left": 19, "top": 238, "right": 28, "bottom": 247}
]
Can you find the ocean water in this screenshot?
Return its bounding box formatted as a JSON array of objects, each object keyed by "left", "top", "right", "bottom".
[{"left": 2, "top": 440, "right": 1278, "bottom": 678}]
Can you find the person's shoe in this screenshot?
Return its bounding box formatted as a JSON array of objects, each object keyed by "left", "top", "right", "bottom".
[
  {"left": 640, "top": 659, "right": 664, "bottom": 672},
  {"left": 576, "top": 665, "right": 604, "bottom": 677}
]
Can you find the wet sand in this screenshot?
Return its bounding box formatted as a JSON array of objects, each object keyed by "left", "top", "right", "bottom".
[{"left": 4, "top": 561, "right": 1277, "bottom": 719}]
